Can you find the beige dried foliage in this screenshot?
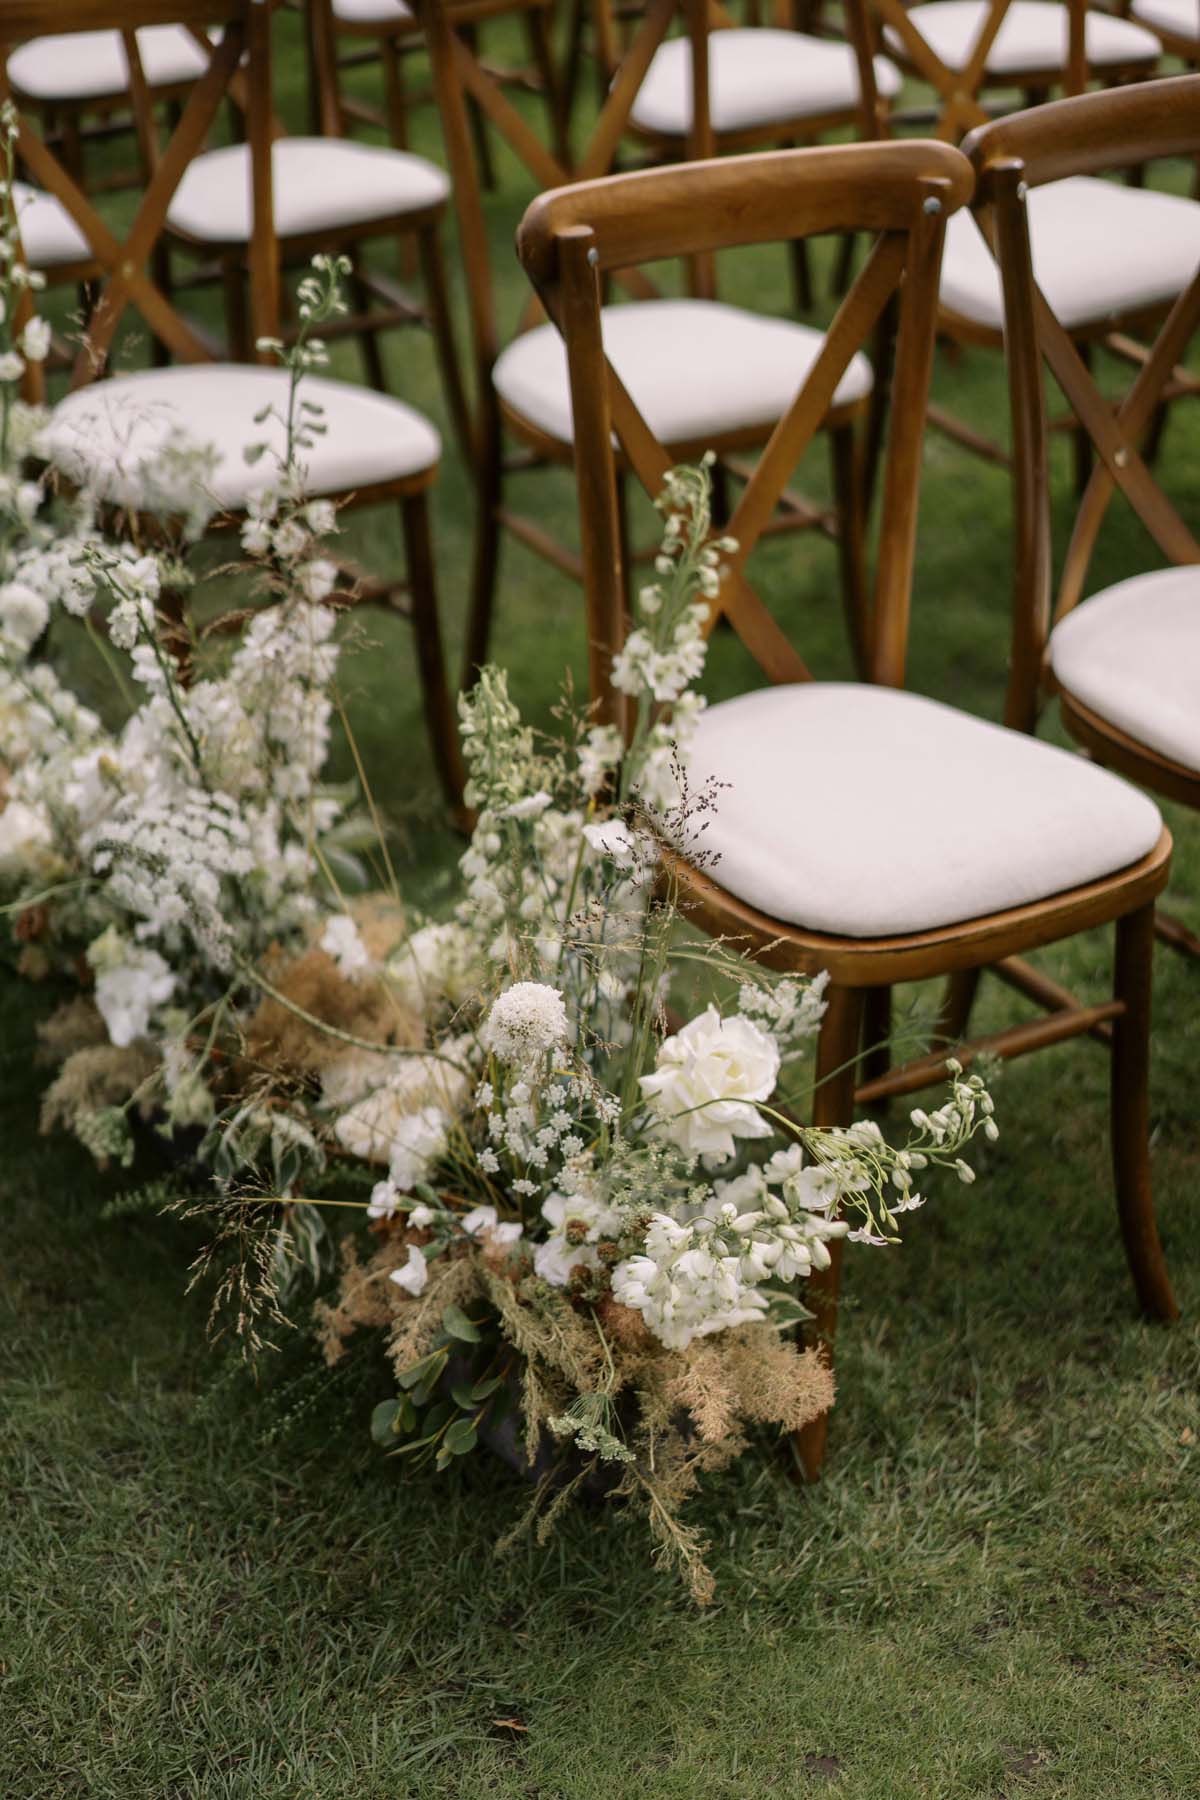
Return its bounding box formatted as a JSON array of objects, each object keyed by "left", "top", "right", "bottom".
[
  {"left": 39, "top": 1043, "right": 159, "bottom": 1135},
  {"left": 243, "top": 932, "right": 423, "bottom": 1082},
  {"left": 386, "top": 1254, "right": 483, "bottom": 1376},
  {"left": 662, "top": 1342, "right": 739, "bottom": 1445},
  {"left": 314, "top": 1235, "right": 402, "bottom": 1365},
  {"left": 480, "top": 1267, "right": 605, "bottom": 1392},
  {"left": 35, "top": 996, "right": 108, "bottom": 1067},
  {"left": 723, "top": 1326, "right": 835, "bottom": 1432}
]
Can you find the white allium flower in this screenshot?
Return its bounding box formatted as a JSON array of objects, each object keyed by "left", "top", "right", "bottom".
[
  {"left": 480, "top": 981, "right": 568, "bottom": 1067},
  {"left": 0, "top": 350, "right": 24, "bottom": 383},
  {"left": 320, "top": 912, "right": 370, "bottom": 978},
  {"left": 241, "top": 516, "right": 272, "bottom": 557},
  {"left": 640, "top": 1005, "right": 779, "bottom": 1162},
  {"left": 389, "top": 1244, "right": 428, "bottom": 1296}
]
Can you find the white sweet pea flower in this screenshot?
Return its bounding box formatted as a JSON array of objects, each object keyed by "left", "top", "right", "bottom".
[
  {"left": 499, "top": 790, "right": 553, "bottom": 820},
  {"left": 460, "top": 1203, "right": 498, "bottom": 1236},
  {"left": 87, "top": 938, "right": 176, "bottom": 1048},
  {"left": 368, "top": 1178, "right": 400, "bottom": 1219},
  {"left": 640, "top": 1005, "right": 779, "bottom": 1162},
  {"left": 389, "top": 1244, "right": 428, "bottom": 1296}
]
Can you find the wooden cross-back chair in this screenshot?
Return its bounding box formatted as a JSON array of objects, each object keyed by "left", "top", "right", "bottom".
[
  {"left": 5, "top": 22, "right": 212, "bottom": 196},
  {"left": 1124, "top": 0, "right": 1199, "bottom": 72},
  {"left": 863, "top": 3, "right": 1194, "bottom": 493},
  {"left": 864, "top": 0, "right": 1160, "bottom": 142},
  {"left": 152, "top": 2, "right": 472, "bottom": 457},
  {"left": 516, "top": 138, "right": 1179, "bottom": 1475},
  {"left": 3, "top": 0, "right": 465, "bottom": 818},
  {"left": 305, "top": 0, "right": 570, "bottom": 173},
  {"left": 963, "top": 76, "right": 1200, "bottom": 954},
  {"left": 422, "top": 0, "right": 883, "bottom": 695}
]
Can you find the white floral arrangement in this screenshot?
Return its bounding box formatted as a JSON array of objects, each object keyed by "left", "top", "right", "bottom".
[{"left": 0, "top": 152, "right": 997, "bottom": 1598}]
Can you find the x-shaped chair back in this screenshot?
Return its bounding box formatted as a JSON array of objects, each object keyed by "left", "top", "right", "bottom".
[
  {"left": 962, "top": 76, "right": 1200, "bottom": 730},
  {"left": 870, "top": 0, "right": 1092, "bottom": 140},
  {"left": 515, "top": 139, "right": 972, "bottom": 717},
  {"left": 0, "top": 0, "right": 280, "bottom": 391},
  {"left": 422, "top": 0, "right": 819, "bottom": 342}
]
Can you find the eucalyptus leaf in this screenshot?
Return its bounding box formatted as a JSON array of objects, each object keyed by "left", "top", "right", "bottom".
[
  {"left": 470, "top": 1374, "right": 505, "bottom": 1402},
  {"left": 370, "top": 1399, "right": 400, "bottom": 1445},
  {"left": 444, "top": 1418, "right": 478, "bottom": 1456},
  {"left": 441, "top": 1304, "right": 481, "bottom": 1344}
]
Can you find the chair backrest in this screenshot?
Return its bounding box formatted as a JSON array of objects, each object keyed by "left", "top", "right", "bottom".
[
  {"left": 962, "top": 75, "right": 1200, "bottom": 730},
  {"left": 419, "top": 0, "right": 878, "bottom": 389},
  {"left": 867, "top": 0, "right": 1117, "bottom": 141},
  {"left": 0, "top": 0, "right": 279, "bottom": 391},
  {"left": 514, "top": 138, "right": 972, "bottom": 717}
]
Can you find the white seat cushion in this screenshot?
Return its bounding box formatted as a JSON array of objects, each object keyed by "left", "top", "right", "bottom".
[
  {"left": 1130, "top": 0, "right": 1200, "bottom": 41},
  {"left": 12, "top": 181, "right": 91, "bottom": 270},
  {"left": 8, "top": 27, "right": 211, "bottom": 103},
  {"left": 1049, "top": 566, "right": 1200, "bottom": 775},
  {"left": 628, "top": 30, "right": 901, "bottom": 136},
  {"left": 166, "top": 138, "right": 449, "bottom": 244},
  {"left": 684, "top": 682, "right": 1162, "bottom": 937},
  {"left": 44, "top": 365, "right": 439, "bottom": 513},
  {"left": 939, "top": 176, "right": 1200, "bottom": 332},
  {"left": 333, "top": 0, "right": 415, "bottom": 22},
  {"left": 494, "top": 299, "right": 872, "bottom": 448},
  {"left": 885, "top": 0, "right": 1159, "bottom": 73}
]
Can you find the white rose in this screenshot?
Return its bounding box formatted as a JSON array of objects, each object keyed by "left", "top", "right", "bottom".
[{"left": 640, "top": 1005, "right": 779, "bottom": 1162}]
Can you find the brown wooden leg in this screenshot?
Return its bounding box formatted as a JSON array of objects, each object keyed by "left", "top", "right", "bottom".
[
  {"left": 347, "top": 243, "right": 387, "bottom": 391},
  {"left": 1073, "top": 339, "right": 1094, "bottom": 500},
  {"left": 937, "top": 965, "right": 983, "bottom": 1047},
  {"left": 1154, "top": 906, "right": 1200, "bottom": 961},
  {"left": 859, "top": 983, "right": 891, "bottom": 1108},
  {"left": 788, "top": 234, "right": 814, "bottom": 315},
  {"left": 1111, "top": 903, "right": 1178, "bottom": 1321},
  {"left": 381, "top": 35, "right": 409, "bottom": 151},
  {"left": 460, "top": 399, "right": 504, "bottom": 692},
  {"left": 829, "top": 421, "right": 871, "bottom": 678},
  {"left": 221, "top": 253, "right": 250, "bottom": 361},
  {"left": 794, "top": 983, "right": 865, "bottom": 1481},
  {"left": 400, "top": 492, "right": 468, "bottom": 822},
  {"left": 417, "top": 223, "right": 473, "bottom": 465},
  {"left": 526, "top": 3, "right": 571, "bottom": 172}
]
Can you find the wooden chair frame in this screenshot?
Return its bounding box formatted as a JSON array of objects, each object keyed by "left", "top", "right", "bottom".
[
  {"left": 516, "top": 138, "right": 1178, "bottom": 1475},
  {"left": 153, "top": 7, "right": 472, "bottom": 458},
  {"left": 421, "top": 0, "right": 879, "bottom": 693},
  {"left": 304, "top": 0, "right": 570, "bottom": 171},
  {"left": 2, "top": 0, "right": 465, "bottom": 815},
  {"left": 965, "top": 75, "right": 1200, "bottom": 945},
  {"left": 6, "top": 19, "right": 209, "bottom": 197}
]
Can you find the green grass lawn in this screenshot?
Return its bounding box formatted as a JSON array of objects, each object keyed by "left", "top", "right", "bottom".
[{"left": 2, "top": 17, "right": 1199, "bottom": 1797}]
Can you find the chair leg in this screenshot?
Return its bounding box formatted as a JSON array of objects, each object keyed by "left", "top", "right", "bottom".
[
  {"left": 793, "top": 983, "right": 865, "bottom": 1481},
  {"left": 460, "top": 403, "right": 504, "bottom": 693},
  {"left": 859, "top": 983, "right": 891, "bottom": 1108},
  {"left": 380, "top": 34, "right": 409, "bottom": 151},
  {"left": 347, "top": 244, "right": 387, "bottom": 392},
  {"left": 1111, "top": 902, "right": 1178, "bottom": 1321},
  {"left": 399, "top": 491, "right": 468, "bottom": 822},
  {"left": 417, "top": 223, "right": 473, "bottom": 466},
  {"left": 1073, "top": 339, "right": 1095, "bottom": 500},
  {"left": 937, "top": 965, "right": 982, "bottom": 1047},
  {"left": 525, "top": 2, "right": 571, "bottom": 172},
  {"left": 829, "top": 422, "right": 871, "bottom": 678}
]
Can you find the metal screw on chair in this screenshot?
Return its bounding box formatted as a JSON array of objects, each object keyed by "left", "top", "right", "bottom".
[
  {"left": 587, "top": 247, "right": 599, "bottom": 266},
  {"left": 1016, "top": 181, "right": 1029, "bottom": 201},
  {"left": 1113, "top": 447, "right": 1129, "bottom": 468},
  {"left": 922, "top": 196, "right": 942, "bottom": 215}
]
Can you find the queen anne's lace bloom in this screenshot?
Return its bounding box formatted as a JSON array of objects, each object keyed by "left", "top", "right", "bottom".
[{"left": 480, "top": 982, "right": 569, "bottom": 1067}]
